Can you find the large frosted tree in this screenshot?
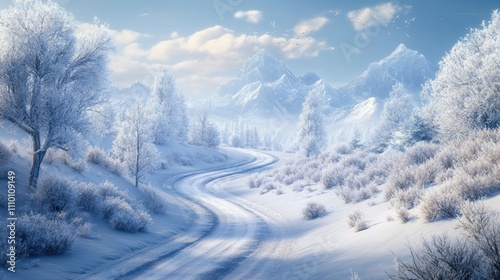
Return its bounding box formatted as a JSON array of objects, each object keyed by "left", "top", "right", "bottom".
[
  {"left": 149, "top": 70, "right": 189, "bottom": 145},
  {"left": 424, "top": 10, "right": 500, "bottom": 140},
  {"left": 0, "top": 0, "right": 112, "bottom": 187},
  {"left": 112, "top": 104, "right": 160, "bottom": 188},
  {"left": 296, "top": 90, "right": 326, "bottom": 157}
]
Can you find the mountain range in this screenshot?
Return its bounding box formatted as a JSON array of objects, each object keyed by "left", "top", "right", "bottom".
[{"left": 213, "top": 44, "right": 435, "bottom": 139}]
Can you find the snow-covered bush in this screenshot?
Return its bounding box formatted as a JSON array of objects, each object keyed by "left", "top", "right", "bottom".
[
  {"left": 140, "top": 184, "right": 168, "bottom": 215},
  {"left": 395, "top": 207, "right": 411, "bottom": 223},
  {"left": 457, "top": 202, "right": 500, "bottom": 277},
  {"left": 390, "top": 234, "right": 481, "bottom": 280},
  {"left": 302, "top": 202, "right": 327, "bottom": 220},
  {"left": 248, "top": 174, "right": 264, "bottom": 189},
  {"left": 390, "top": 186, "right": 423, "bottom": 210},
  {"left": 76, "top": 181, "right": 151, "bottom": 232},
  {"left": 102, "top": 197, "right": 151, "bottom": 232},
  {"left": 420, "top": 190, "right": 462, "bottom": 222},
  {"left": 414, "top": 158, "right": 443, "bottom": 187},
  {"left": 87, "top": 146, "right": 124, "bottom": 175},
  {"left": 347, "top": 210, "right": 368, "bottom": 232},
  {"left": 75, "top": 182, "right": 100, "bottom": 213},
  {"left": 259, "top": 182, "right": 277, "bottom": 195},
  {"left": 34, "top": 174, "right": 76, "bottom": 212},
  {"left": 446, "top": 172, "right": 499, "bottom": 201},
  {"left": 336, "top": 186, "right": 354, "bottom": 203},
  {"left": 321, "top": 164, "right": 345, "bottom": 190},
  {"left": 385, "top": 165, "right": 417, "bottom": 201},
  {"left": 403, "top": 142, "right": 440, "bottom": 165},
  {"left": 87, "top": 146, "right": 106, "bottom": 164},
  {"left": 16, "top": 213, "right": 76, "bottom": 256},
  {"left": 71, "top": 217, "right": 96, "bottom": 239}
]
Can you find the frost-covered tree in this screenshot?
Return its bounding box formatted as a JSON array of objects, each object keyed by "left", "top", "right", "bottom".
[
  {"left": 190, "top": 102, "right": 220, "bottom": 148},
  {"left": 391, "top": 109, "right": 436, "bottom": 150},
  {"left": 149, "top": 70, "right": 189, "bottom": 144},
  {"left": 424, "top": 10, "right": 500, "bottom": 140},
  {"left": 0, "top": 0, "right": 112, "bottom": 187},
  {"left": 112, "top": 104, "right": 160, "bottom": 187},
  {"left": 296, "top": 90, "right": 326, "bottom": 157},
  {"left": 371, "top": 84, "right": 414, "bottom": 151}
]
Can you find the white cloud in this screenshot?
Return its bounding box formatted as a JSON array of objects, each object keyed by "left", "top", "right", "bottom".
[
  {"left": 234, "top": 10, "right": 263, "bottom": 24},
  {"left": 347, "top": 2, "right": 405, "bottom": 31},
  {"left": 170, "top": 31, "right": 179, "bottom": 39},
  {"left": 294, "top": 16, "right": 329, "bottom": 36},
  {"left": 106, "top": 25, "right": 327, "bottom": 96}
]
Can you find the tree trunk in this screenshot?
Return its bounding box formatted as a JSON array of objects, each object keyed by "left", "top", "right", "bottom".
[
  {"left": 135, "top": 131, "right": 140, "bottom": 188},
  {"left": 28, "top": 132, "right": 46, "bottom": 188}
]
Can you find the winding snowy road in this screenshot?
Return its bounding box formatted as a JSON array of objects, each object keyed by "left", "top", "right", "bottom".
[{"left": 83, "top": 149, "right": 290, "bottom": 280}]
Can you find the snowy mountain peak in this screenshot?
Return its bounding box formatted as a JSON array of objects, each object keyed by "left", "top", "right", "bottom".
[
  {"left": 238, "top": 49, "right": 295, "bottom": 83},
  {"left": 341, "top": 44, "right": 435, "bottom": 101}
]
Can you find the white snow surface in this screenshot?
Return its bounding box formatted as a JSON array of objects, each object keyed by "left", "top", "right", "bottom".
[{"left": 2, "top": 136, "right": 500, "bottom": 279}]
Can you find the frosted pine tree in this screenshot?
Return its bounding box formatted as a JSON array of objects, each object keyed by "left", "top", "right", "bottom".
[
  {"left": 296, "top": 90, "right": 326, "bottom": 157},
  {"left": 371, "top": 83, "right": 414, "bottom": 150}
]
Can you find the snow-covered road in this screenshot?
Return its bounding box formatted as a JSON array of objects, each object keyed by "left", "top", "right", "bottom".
[{"left": 82, "top": 149, "right": 289, "bottom": 280}]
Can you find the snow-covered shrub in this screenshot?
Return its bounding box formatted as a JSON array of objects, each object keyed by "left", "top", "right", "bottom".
[
  {"left": 395, "top": 207, "right": 411, "bottom": 223},
  {"left": 259, "top": 182, "right": 277, "bottom": 195},
  {"left": 16, "top": 213, "right": 76, "bottom": 256},
  {"left": 87, "top": 146, "right": 106, "bottom": 165},
  {"left": 302, "top": 202, "right": 327, "bottom": 220},
  {"left": 87, "top": 146, "right": 124, "bottom": 175},
  {"left": 414, "top": 158, "right": 443, "bottom": 187},
  {"left": 403, "top": 142, "right": 440, "bottom": 165},
  {"left": 354, "top": 187, "right": 372, "bottom": 203},
  {"left": 141, "top": 184, "right": 168, "bottom": 215},
  {"left": 385, "top": 166, "right": 416, "bottom": 201},
  {"left": 457, "top": 202, "right": 500, "bottom": 277},
  {"left": 248, "top": 174, "right": 264, "bottom": 189},
  {"left": 275, "top": 188, "right": 284, "bottom": 195},
  {"left": 334, "top": 144, "right": 352, "bottom": 155},
  {"left": 0, "top": 141, "right": 12, "bottom": 166},
  {"left": 347, "top": 210, "right": 368, "bottom": 232},
  {"left": 321, "top": 164, "right": 345, "bottom": 190},
  {"left": 445, "top": 172, "right": 499, "bottom": 201},
  {"left": 345, "top": 173, "right": 370, "bottom": 191},
  {"left": 390, "top": 234, "right": 481, "bottom": 280},
  {"left": 75, "top": 182, "right": 100, "bottom": 213},
  {"left": 102, "top": 197, "right": 151, "bottom": 232},
  {"left": 420, "top": 190, "right": 462, "bottom": 222},
  {"left": 390, "top": 186, "right": 423, "bottom": 210},
  {"left": 97, "top": 181, "right": 130, "bottom": 201},
  {"left": 340, "top": 152, "right": 367, "bottom": 171},
  {"left": 71, "top": 217, "right": 96, "bottom": 239},
  {"left": 34, "top": 174, "right": 76, "bottom": 212},
  {"left": 336, "top": 185, "right": 354, "bottom": 203}
]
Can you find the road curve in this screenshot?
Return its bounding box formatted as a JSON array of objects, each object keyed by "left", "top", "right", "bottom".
[{"left": 82, "top": 148, "right": 288, "bottom": 280}]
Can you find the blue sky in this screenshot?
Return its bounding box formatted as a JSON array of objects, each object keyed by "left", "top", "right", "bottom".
[{"left": 0, "top": 0, "right": 498, "bottom": 96}]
